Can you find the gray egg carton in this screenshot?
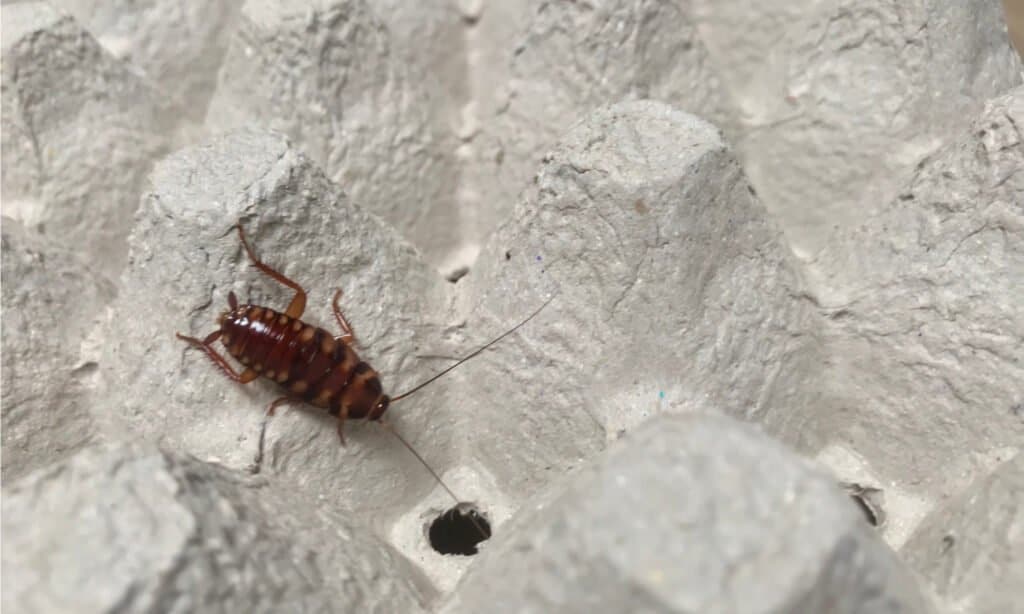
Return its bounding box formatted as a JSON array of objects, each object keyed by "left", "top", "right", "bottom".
[{"left": 3, "top": 1, "right": 1022, "bottom": 613}]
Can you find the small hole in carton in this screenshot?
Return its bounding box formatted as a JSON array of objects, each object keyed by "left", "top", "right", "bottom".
[{"left": 429, "top": 505, "right": 491, "bottom": 555}]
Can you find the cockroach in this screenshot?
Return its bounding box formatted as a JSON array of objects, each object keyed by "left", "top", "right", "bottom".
[{"left": 177, "top": 224, "right": 551, "bottom": 542}]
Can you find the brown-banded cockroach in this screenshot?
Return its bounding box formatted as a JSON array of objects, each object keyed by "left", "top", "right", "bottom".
[{"left": 177, "top": 224, "right": 551, "bottom": 543}]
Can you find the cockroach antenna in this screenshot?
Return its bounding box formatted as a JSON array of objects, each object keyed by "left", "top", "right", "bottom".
[
  {"left": 381, "top": 421, "right": 492, "bottom": 542},
  {"left": 382, "top": 294, "right": 556, "bottom": 542},
  {"left": 390, "top": 294, "right": 556, "bottom": 403}
]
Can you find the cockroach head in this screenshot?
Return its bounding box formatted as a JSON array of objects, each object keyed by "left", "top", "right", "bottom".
[{"left": 370, "top": 395, "right": 391, "bottom": 421}]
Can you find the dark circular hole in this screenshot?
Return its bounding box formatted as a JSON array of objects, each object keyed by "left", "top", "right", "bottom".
[{"left": 428, "top": 505, "right": 491, "bottom": 556}]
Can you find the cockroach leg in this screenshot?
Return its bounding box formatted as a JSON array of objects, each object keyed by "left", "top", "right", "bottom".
[
  {"left": 200, "top": 329, "right": 222, "bottom": 345},
  {"left": 336, "top": 405, "right": 350, "bottom": 447},
  {"left": 266, "top": 396, "right": 293, "bottom": 417},
  {"left": 176, "top": 331, "right": 258, "bottom": 383},
  {"left": 252, "top": 413, "right": 271, "bottom": 474},
  {"left": 251, "top": 397, "right": 296, "bottom": 474},
  {"left": 235, "top": 224, "right": 308, "bottom": 319},
  {"left": 331, "top": 289, "right": 357, "bottom": 345}
]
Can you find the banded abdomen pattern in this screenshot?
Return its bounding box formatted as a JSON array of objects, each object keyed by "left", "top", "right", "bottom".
[{"left": 220, "top": 304, "right": 386, "bottom": 420}]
